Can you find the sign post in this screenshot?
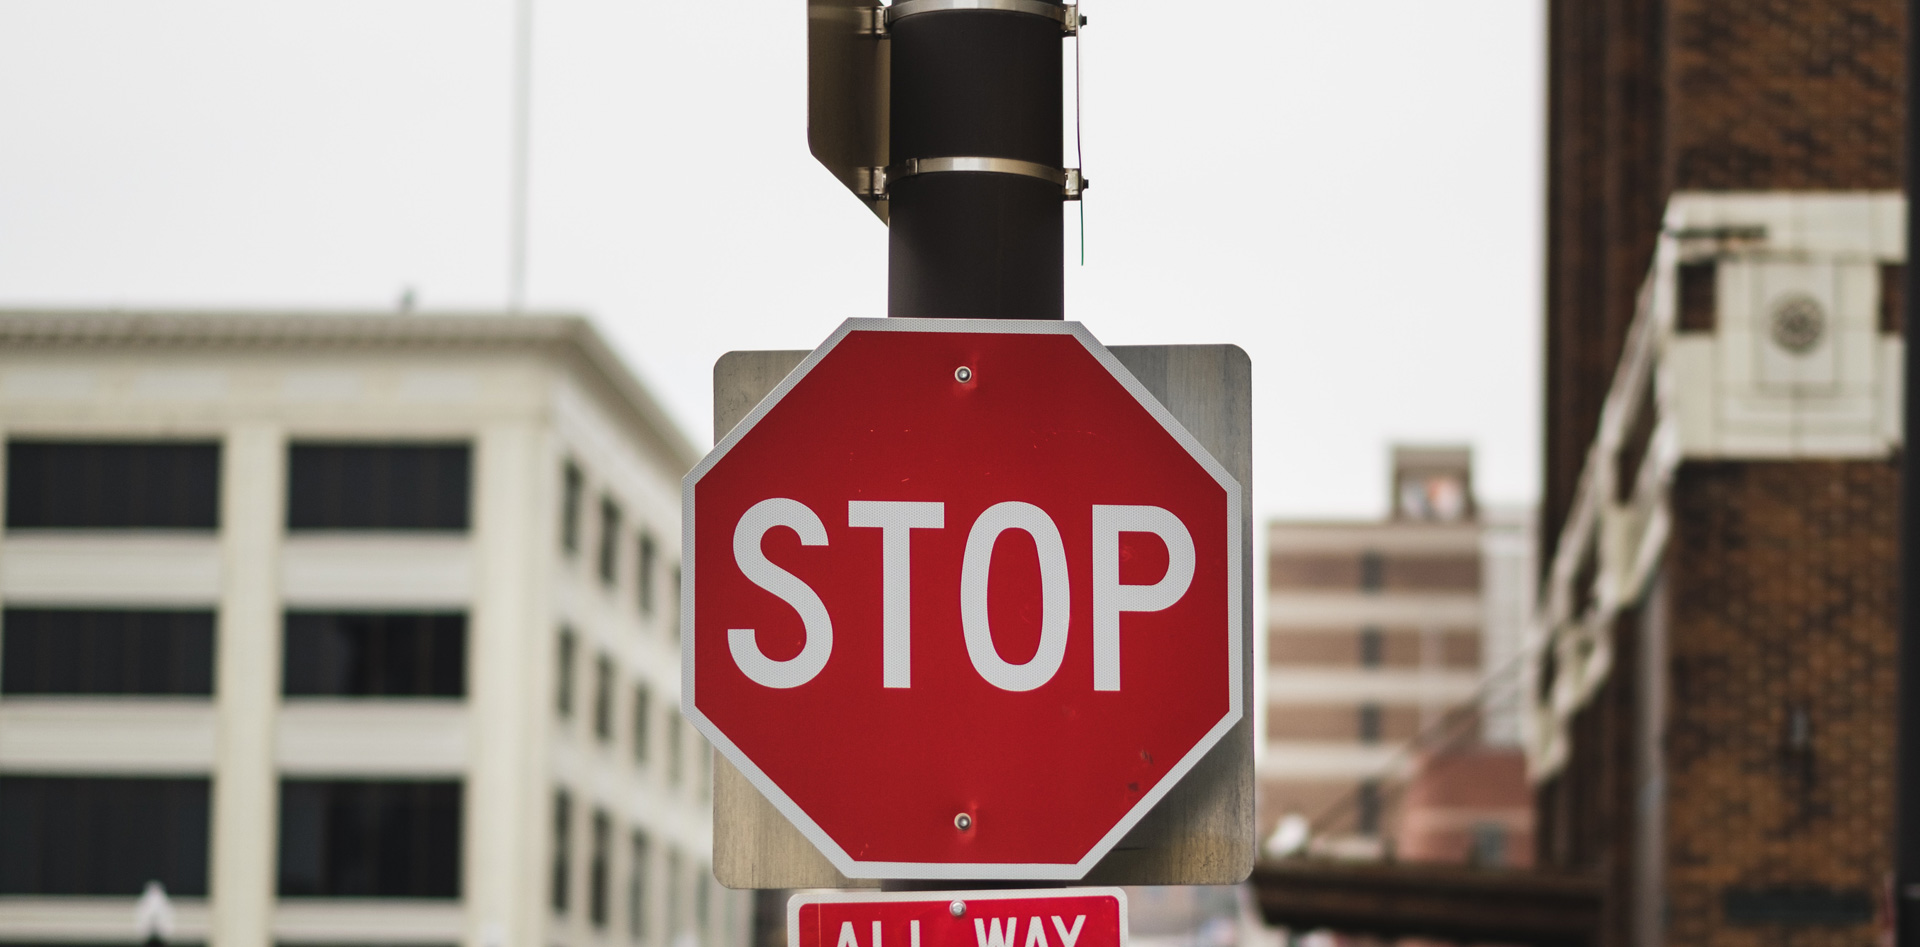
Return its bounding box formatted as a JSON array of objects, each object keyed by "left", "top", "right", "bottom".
[{"left": 687, "top": 0, "right": 1255, "bottom": 931}]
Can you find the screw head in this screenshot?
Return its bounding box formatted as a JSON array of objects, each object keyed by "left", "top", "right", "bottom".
[
  {"left": 954, "top": 812, "right": 973, "bottom": 831},
  {"left": 949, "top": 901, "right": 967, "bottom": 917},
  {"left": 954, "top": 366, "right": 973, "bottom": 383}
]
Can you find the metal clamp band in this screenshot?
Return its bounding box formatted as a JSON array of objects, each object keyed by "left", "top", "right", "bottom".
[
  {"left": 863, "top": 157, "right": 1087, "bottom": 200},
  {"left": 885, "top": 0, "right": 1080, "bottom": 33}
]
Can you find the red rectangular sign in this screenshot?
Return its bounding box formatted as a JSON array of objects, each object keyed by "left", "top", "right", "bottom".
[{"left": 790, "top": 889, "right": 1128, "bottom": 947}]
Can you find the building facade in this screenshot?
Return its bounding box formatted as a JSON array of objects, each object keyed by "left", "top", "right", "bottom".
[
  {"left": 1261, "top": 446, "right": 1532, "bottom": 867},
  {"left": 1531, "top": 2, "right": 1905, "bottom": 945},
  {"left": 0, "top": 311, "right": 748, "bottom": 947}
]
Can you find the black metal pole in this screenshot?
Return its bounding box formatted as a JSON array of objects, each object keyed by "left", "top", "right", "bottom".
[
  {"left": 887, "top": 4, "right": 1066, "bottom": 320},
  {"left": 1899, "top": 0, "right": 1918, "bottom": 939},
  {"left": 881, "top": 3, "right": 1067, "bottom": 895}
]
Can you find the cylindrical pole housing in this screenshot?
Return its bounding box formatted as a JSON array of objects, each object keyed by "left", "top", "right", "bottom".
[{"left": 887, "top": 6, "right": 1064, "bottom": 320}]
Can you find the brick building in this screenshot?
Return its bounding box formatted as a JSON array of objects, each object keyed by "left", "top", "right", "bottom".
[
  {"left": 1262, "top": 447, "right": 1532, "bottom": 867},
  {"left": 1529, "top": 3, "right": 1906, "bottom": 945}
]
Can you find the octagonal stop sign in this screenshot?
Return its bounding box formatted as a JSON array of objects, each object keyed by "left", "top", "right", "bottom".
[{"left": 683, "top": 319, "right": 1243, "bottom": 880}]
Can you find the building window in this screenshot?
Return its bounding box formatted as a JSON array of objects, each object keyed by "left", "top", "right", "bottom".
[
  {"left": 283, "top": 612, "right": 465, "bottom": 697},
  {"left": 1358, "top": 551, "right": 1384, "bottom": 593},
  {"left": 598, "top": 497, "right": 623, "bottom": 586},
  {"left": 696, "top": 737, "right": 712, "bottom": 804},
  {"left": 666, "top": 717, "right": 685, "bottom": 787},
  {"left": 695, "top": 869, "right": 711, "bottom": 945},
  {"left": 6, "top": 440, "right": 220, "bottom": 530},
  {"left": 629, "top": 830, "right": 651, "bottom": 942},
  {"left": 594, "top": 654, "right": 615, "bottom": 743},
  {"left": 638, "top": 531, "right": 658, "bottom": 618},
  {"left": 664, "top": 849, "right": 685, "bottom": 945},
  {"left": 633, "top": 683, "right": 652, "bottom": 766},
  {"left": 589, "top": 810, "right": 611, "bottom": 929},
  {"left": 557, "top": 628, "right": 577, "bottom": 719},
  {"left": 1356, "top": 780, "right": 1382, "bottom": 836},
  {"left": 561, "top": 461, "right": 585, "bottom": 555},
  {"left": 1882, "top": 263, "right": 1906, "bottom": 334},
  {"left": 551, "top": 790, "right": 572, "bottom": 914},
  {"left": 287, "top": 443, "right": 470, "bottom": 531},
  {"left": 2, "top": 608, "right": 214, "bottom": 696},
  {"left": 670, "top": 564, "right": 682, "bottom": 636},
  {"left": 1357, "top": 703, "right": 1383, "bottom": 744},
  {"left": 1469, "top": 822, "right": 1508, "bottom": 868},
  {"left": 1357, "top": 626, "right": 1383, "bottom": 668},
  {"left": 1678, "top": 261, "right": 1717, "bottom": 332},
  {"left": 0, "top": 776, "right": 210, "bottom": 895},
  {"left": 277, "top": 780, "right": 461, "bottom": 898}
]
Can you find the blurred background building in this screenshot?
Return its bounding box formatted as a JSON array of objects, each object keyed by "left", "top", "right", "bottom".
[
  {"left": 1528, "top": 1, "right": 1906, "bottom": 945},
  {"left": 1260, "top": 446, "right": 1534, "bottom": 868},
  {"left": 0, "top": 311, "right": 748, "bottom": 947}
]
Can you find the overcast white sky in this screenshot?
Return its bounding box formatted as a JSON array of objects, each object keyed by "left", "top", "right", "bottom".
[{"left": 0, "top": 2, "right": 1544, "bottom": 521}]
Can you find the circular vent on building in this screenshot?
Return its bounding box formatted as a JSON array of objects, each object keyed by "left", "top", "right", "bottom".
[{"left": 1769, "top": 294, "right": 1827, "bottom": 354}]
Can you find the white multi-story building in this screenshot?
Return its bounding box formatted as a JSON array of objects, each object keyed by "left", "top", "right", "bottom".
[{"left": 0, "top": 311, "right": 748, "bottom": 947}]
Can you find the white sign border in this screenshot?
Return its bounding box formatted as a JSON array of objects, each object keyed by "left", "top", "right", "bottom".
[{"left": 682, "top": 317, "right": 1245, "bottom": 881}]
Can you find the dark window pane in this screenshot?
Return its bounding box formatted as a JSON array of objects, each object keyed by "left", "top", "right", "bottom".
[
  {"left": 3, "top": 609, "right": 214, "bottom": 696},
  {"left": 284, "top": 612, "right": 465, "bottom": 698},
  {"left": 1678, "top": 262, "right": 1717, "bottom": 332},
  {"left": 1357, "top": 626, "right": 1383, "bottom": 669},
  {"left": 633, "top": 684, "right": 651, "bottom": 766},
  {"left": 556, "top": 629, "right": 577, "bottom": 719},
  {"left": 0, "top": 776, "right": 209, "bottom": 895},
  {"left": 1882, "top": 263, "right": 1905, "bottom": 335},
  {"left": 1357, "top": 703, "right": 1382, "bottom": 744},
  {"left": 561, "top": 462, "right": 585, "bottom": 554},
  {"left": 589, "top": 810, "right": 610, "bottom": 928},
  {"left": 6, "top": 441, "right": 219, "bottom": 530},
  {"left": 628, "top": 831, "right": 650, "bottom": 939},
  {"left": 1356, "top": 780, "right": 1382, "bottom": 835},
  {"left": 277, "top": 780, "right": 461, "bottom": 898},
  {"left": 552, "top": 790, "right": 572, "bottom": 914},
  {"left": 598, "top": 498, "right": 621, "bottom": 585},
  {"left": 666, "top": 718, "right": 684, "bottom": 787},
  {"left": 593, "top": 655, "right": 614, "bottom": 743},
  {"left": 637, "top": 532, "right": 657, "bottom": 617},
  {"left": 287, "top": 444, "right": 470, "bottom": 531},
  {"left": 1358, "top": 551, "right": 1384, "bottom": 593}
]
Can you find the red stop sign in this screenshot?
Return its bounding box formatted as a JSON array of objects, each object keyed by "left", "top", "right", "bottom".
[{"left": 684, "top": 319, "right": 1242, "bottom": 880}]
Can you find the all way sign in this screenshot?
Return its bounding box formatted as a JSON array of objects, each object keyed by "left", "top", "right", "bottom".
[{"left": 789, "top": 889, "right": 1127, "bottom": 947}]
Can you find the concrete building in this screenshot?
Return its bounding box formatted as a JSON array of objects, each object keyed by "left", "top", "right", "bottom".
[
  {"left": 1261, "top": 446, "right": 1533, "bottom": 866},
  {"left": 0, "top": 311, "right": 749, "bottom": 947},
  {"left": 1530, "top": 2, "right": 1905, "bottom": 944}
]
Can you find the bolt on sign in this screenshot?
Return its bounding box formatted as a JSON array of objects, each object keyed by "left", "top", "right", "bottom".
[
  {"left": 789, "top": 889, "right": 1127, "bottom": 947},
  {"left": 685, "top": 319, "right": 1248, "bottom": 881}
]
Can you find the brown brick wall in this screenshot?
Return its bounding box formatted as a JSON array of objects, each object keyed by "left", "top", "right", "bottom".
[
  {"left": 1661, "top": 460, "right": 1898, "bottom": 945},
  {"left": 1541, "top": 0, "right": 1906, "bottom": 568},
  {"left": 1268, "top": 629, "right": 1481, "bottom": 669},
  {"left": 1669, "top": 1, "right": 1905, "bottom": 191},
  {"left": 1536, "top": 606, "right": 1645, "bottom": 947},
  {"left": 1266, "top": 703, "right": 1423, "bottom": 743},
  {"left": 1382, "top": 554, "right": 1481, "bottom": 591},
  {"left": 1267, "top": 552, "right": 1361, "bottom": 590},
  {"left": 1544, "top": 0, "right": 1671, "bottom": 570},
  {"left": 1268, "top": 551, "right": 1480, "bottom": 592}
]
